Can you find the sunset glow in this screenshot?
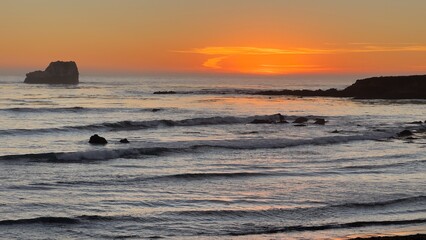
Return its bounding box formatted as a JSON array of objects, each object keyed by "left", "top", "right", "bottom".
[{"left": 1, "top": 0, "right": 425, "bottom": 75}]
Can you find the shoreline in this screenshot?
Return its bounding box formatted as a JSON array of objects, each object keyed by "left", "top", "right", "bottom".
[{"left": 348, "top": 234, "right": 426, "bottom": 240}]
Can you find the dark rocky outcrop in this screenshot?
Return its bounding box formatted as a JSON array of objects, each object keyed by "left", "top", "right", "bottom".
[
  {"left": 397, "top": 130, "right": 413, "bottom": 137},
  {"left": 314, "top": 118, "right": 326, "bottom": 125},
  {"left": 293, "top": 117, "right": 308, "bottom": 123},
  {"left": 341, "top": 75, "right": 426, "bottom": 99},
  {"left": 253, "top": 75, "right": 426, "bottom": 99},
  {"left": 120, "top": 138, "right": 130, "bottom": 143},
  {"left": 89, "top": 134, "right": 108, "bottom": 145},
  {"left": 153, "top": 91, "right": 176, "bottom": 94},
  {"left": 24, "top": 61, "right": 79, "bottom": 84}
]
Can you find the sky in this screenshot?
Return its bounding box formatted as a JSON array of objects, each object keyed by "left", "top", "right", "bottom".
[{"left": 1, "top": 0, "right": 426, "bottom": 75}]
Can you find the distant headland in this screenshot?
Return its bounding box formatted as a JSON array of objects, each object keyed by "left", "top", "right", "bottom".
[
  {"left": 254, "top": 75, "right": 426, "bottom": 99},
  {"left": 24, "top": 61, "right": 79, "bottom": 84}
]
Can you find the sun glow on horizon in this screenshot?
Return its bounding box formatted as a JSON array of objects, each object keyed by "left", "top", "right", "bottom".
[{"left": 176, "top": 45, "right": 426, "bottom": 74}]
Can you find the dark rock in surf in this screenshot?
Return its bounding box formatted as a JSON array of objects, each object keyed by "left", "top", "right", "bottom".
[
  {"left": 153, "top": 91, "right": 176, "bottom": 94},
  {"left": 24, "top": 61, "right": 79, "bottom": 84},
  {"left": 276, "top": 113, "right": 288, "bottom": 123},
  {"left": 331, "top": 129, "right": 340, "bottom": 133},
  {"left": 119, "top": 138, "right": 130, "bottom": 144},
  {"left": 397, "top": 130, "right": 413, "bottom": 137},
  {"left": 294, "top": 124, "right": 307, "bottom": 127},
  {"left": 151, "top": 108, "right": 161, "bottom": 112},
  {"left": 409, "top": 121, "right": 423, "bottom": 124},
  {"left": 250, "top": 119, "right": 273, "bottom": 124},
  {"left": 89, "top": 134, "right": 108, "bottom": 145},
  {"left": 314, "top": 118, "right": 326, "bottom": 125},
  {"left": 293, "top": 117, "right": 308, "bottom": 124}
]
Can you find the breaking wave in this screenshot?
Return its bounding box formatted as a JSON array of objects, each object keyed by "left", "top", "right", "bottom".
[{"left": 0, "top": 131, "right": 394, "bottom": 162}]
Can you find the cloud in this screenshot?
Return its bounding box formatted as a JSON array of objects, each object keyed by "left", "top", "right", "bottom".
[
  {"left": 202, "top": 56, "right": 228, "bottom": 69},
  {"left": 176, "top": 45, "right": 426, "bottom": 71},
  {"left": 177, "top": 45, "right": 426, "bottom": 56}
]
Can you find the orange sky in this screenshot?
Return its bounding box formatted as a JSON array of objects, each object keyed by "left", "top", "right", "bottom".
[{"left": 0, "top": 0, "right": 425, "bottom": 75}]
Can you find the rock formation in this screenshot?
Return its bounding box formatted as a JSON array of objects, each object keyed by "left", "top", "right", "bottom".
[
  {"left": 293, "top": 117, "right": 308, "bottom": 124},
  {"left": 341, "top": 75, "right": 426, "bottom": 99},
  {"left": 24, "top": 61, "right": 79, "bottom": 84},
  {"left": 253, "top": 75, "right": 426, "bottom": 99},
  {"left": 314, "top": 118, "right": 326, "bottom": 125},
  {"left": 89, "top": 134, "right": 108, "bottom": 145}
]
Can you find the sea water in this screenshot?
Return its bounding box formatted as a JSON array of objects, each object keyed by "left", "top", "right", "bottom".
[{"left": 0, "top": 75, "right": 425, "bottom": 239}]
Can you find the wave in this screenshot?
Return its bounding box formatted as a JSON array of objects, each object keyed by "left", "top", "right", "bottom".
[
  {"left": 154, "top": 172, "right": 267, "bottom": 180},
  {"left": 64, "top": 114, "right": 290, "bottom": 131},
  {"left": 227, "top": 218, "right": 426, "bottom": 236},
  {"left": 335, "top": 195, "right": 426, "bottom": 209},
  {"left": 0, "top": 107, "right": 86, "bottom": 113},
  {"left": 0, "top": 216, "right": 80, "bottom": 225},
  {"left": 2, "top": 214, "right": 424, "bottom": 236},
  {"left": 172, "top": 195, "right": 426, "bottom": 219},
  {"left": 0, "top": 215, "right": 126, "bottom": 226},
  {"left": 0, "top": 106, "right": 162, "bottom": 114},
  {"left": 51, "top": 172, "right": 270, "bottom": 187},
  {"left": 0, "top": 113, "right": 319, "bottom": 135},
  {"left": 0, "top": 131, "right": 394, "bottom": 162},
  {"left": 1, "top": 132, "right": 394, "bottom": 162}
]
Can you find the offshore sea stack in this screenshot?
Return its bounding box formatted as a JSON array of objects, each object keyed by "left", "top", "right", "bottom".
[{"left": 24, "top": 61, "right": 79, "bottom": 84}]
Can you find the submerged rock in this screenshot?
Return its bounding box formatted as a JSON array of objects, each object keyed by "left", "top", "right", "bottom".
[
  {"left": 314, "top": 118, "right": 326, "bottom": 125},
  {"left": 120, "top": 138, "right": 130, "bottom": 144},
  {"left": 250, "top": 119, "right": 273, "bottom": 124},
  {"left": 397, "top": 130, "right": 413, "bottom": 137},
  {"left": 89, "top": 134, "right": 108, "bottom": 145},
  {"left": 153, "top": 91, "right": 176, "bottom": 94},
  {"left": 293, "top": 117, "right": 308, "bottom": 124},
  {"left": 24, "top": 61, "right": 79, "bottom": 84}
]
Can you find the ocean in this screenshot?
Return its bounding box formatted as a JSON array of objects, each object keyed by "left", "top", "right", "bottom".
[{"left": 0, "top": 75, "right": 425, "bottom": 239}]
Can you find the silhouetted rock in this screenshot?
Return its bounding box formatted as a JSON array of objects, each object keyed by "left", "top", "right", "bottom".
[
  {"left": 293, "top": 117, "right": 308, "bottom": 123},
  {"left": 250, "top": 119, "right": 273, "bottom": 124},
  {"left": 397, "top": 130, "right": 413, "bottom": 137},
  {"left": 276, "top": 113, "right": 287, "bottom": 123},
  {"left": 331, "top": 130, "right": 340, "bottom": 133},
  {"left": 153, "top": 91, "right": 176, "bottom": 94},
  {"left": 409, "top": 121, "right": 423, "bottom": 124},
  {"left": 341, "top": 75, "right": 426, "bottom": 99},
  {"left": 120, "top": 138, "right": 130, "bottom": 143},
  {"left": 89, "top": 134, "right": 108, "bottom": 145},
  {"left": 314, "top": 118, "right": 326, "bottom": 125},
  {"left": 252, "top": 75, "right": 426, "bottom": 99},
  {"left": 151, "top": 108, "right": 161, "bottom": 112},
  {"left": 294, "top": 124, "right": 306, "bottom": 127},
  {"left": 24, "top": 61, "right": 79, "bottom": 84}
]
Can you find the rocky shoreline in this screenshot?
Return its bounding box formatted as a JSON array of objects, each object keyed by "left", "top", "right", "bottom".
[
  {"left": 254, "top": 75, "right": 426, "bottom": 99},
  {"left": 350, "top": 233, "right": 426, "bottom": 240}
]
